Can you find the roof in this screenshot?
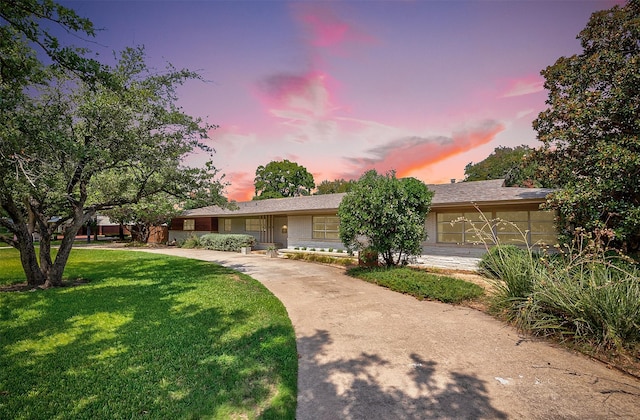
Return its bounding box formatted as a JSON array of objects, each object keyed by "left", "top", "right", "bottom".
[{"left": 179, "top": 179, "right": 554, "bottom": 217}]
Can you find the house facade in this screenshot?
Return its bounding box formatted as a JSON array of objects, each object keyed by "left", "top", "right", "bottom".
[{"left": 169, "top": 179, "right": 557, "bottom": 257}]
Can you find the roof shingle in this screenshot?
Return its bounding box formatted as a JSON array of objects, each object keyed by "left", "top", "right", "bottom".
[{"left": 181, "top": 179, "right": 554, "bottom": 217}]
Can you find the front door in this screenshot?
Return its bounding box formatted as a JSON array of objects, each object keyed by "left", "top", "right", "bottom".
[{"left": 273, "top": 216, "right": 288, "bottom": 248}]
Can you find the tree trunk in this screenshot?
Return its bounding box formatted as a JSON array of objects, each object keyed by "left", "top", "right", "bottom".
[
  {"left": 118, "top": 224, "right": 125, "bottom": 241},
  {"left": 16, "top": 227, "right": 46, "bottom": 287},
  {"left": 44, "top": 220, "right": 83, "bottom": 288}
]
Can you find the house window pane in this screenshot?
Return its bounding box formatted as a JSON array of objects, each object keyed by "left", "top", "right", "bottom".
[
  {"left": 437, "top": 212, "right": 465, "bottom": 243},
  {"left": 530, "top": 210, "right": 557, "bottom": 245},
  {"left": 313, "top": 215, "right": 339, "bottom": 240},
  {"left": 245, "top": 218, "right": 264, "bottom": 232},
  {"left": 437, "top": 212, "right": 463, "bottom": 223},
  {"left": 183, "top": 219, "right": 195, "bottom": 231},
  {"left": 530, "top": 210, "right": 555, "bottom": 222},
  {"left": 438, "top": 233, "right": 463, "bottom": 243},
  {"left": 223, "top": 219, "right": 231, "bottom": 232}
]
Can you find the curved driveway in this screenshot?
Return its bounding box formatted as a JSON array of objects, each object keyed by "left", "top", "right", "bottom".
[{"left": 139, "top": 248, "right": 640, "bottom": 419}]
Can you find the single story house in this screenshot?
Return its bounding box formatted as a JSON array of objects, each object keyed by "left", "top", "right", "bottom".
[{"left": 169, "top": 179, "right": 556, "bottom": 257}]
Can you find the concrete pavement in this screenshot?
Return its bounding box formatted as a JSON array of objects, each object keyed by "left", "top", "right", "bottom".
[{"left": 137, "top": 248, "right": 640, "bottom": 419}]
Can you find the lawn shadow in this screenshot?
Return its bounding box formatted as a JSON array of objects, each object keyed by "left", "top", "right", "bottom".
[
  {"left": 0, "top": 252, "right": 297, "bottom": 418},
  {"left": 297, "top": 329, "right": 507, "bottom": 419}
]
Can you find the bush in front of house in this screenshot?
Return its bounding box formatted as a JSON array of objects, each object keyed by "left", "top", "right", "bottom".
[
  {"left": 199, "top": 233, "right": 255, "bottom": 252},
  {"left": 480, "top": 244, "right": 540, "bottom": 301},
  {"left": 485, "top": 230, "right": 640, "bottom": 354},
  {"left": 179, "top": 234, "right": 201, "bottom": 249}
]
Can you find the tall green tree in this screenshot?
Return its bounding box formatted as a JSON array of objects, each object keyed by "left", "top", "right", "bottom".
[
  {"left": 253, "top": 159, "right": 315, "bottom": 200},
  {"left": 463, "top": 145, "right": 544, "bottom": 187},
  {"left": 338, "top": 170, "right": 433, "bottom": 267},
  {"left": 0, "top": 39, "right": 224, "bottom": 286},
  {"left": 533, "top": 0, "right": 640, "bottom": 254},
  {"left": 315, "top": 178, "right": 357, "bottom": 195}
]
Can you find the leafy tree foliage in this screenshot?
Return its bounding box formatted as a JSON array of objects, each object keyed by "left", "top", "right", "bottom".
[
  {"left": 532, "top": 1, "right": 640, "bottom": 254},
  {"left": 464, "top": 145, "right": 545, "bottom": 187},
  {"left": 315, "top": 178, "right": 357, "bottom": 195},
  {"left": 253, "top": 159, "right": 315, "bottom": 200},
  {"left": 104, "top": 166, "right": 226, "bottom": 243},
  {"left": 0, "top": 5, "right": 224, "bottom": 288},
  {"left": 338, "top": 170, "right": 433, "bottom": 267}
]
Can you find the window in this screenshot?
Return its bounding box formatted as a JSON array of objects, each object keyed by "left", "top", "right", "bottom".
[
  {"left": 529, "top": 210, "right": 557, "bottom": 245},
  {"left": 436, "top": 212, "right": 491, "bottom": 244},
  {"left": 245, "top": 218, "right": 264, "bottom": 232},
  {"left": 495, "top": 211, "right": 529, "bottom": 245},
  {"left": 183, "top": 219, "right": 195, "bottom": 231},
  {"left": 223, "top": 219, "right": 231, "bottom": 232},
  {"left": 436, "top": 210, "right": 557, "bottom": 246},
  {"left": 313, "top": 216, "right": 340, "bottom": 240},
  {"left": 437, "top": 212, "right": 463, "bottom": 243}
]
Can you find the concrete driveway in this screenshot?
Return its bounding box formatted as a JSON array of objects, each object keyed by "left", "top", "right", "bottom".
[{"left": 138, "top": 248, "right": 640, "bottom": 419}]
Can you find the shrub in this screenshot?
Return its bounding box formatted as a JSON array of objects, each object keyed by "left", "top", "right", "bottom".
[
  {"left": 358, "top": 247, "right": 379, "bottom": 267},
  {"left": 486, "top": 228, "right": 640, "bottom": 352},
  {"left": 180, "top": 234, "right": 201, "bottom": 249},
  {"left": 199, "top": 234, "right": 255, "bottom": 252}
]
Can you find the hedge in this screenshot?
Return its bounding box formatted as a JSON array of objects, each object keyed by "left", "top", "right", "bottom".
[{"left": 199, "top": 233, "right": 256, "bottom": 252}]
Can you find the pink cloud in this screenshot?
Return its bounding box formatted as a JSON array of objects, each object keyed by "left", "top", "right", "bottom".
[
  {"left": 256, "top": 71, "right": 336, "bottom": 120},
  {"left": 501, "top": 76, "right": 544, "bottom": 98},
  {"left": 342, "top": 120, "right": 506, "bottom": 179},
  {"left": 292, "top": 3, "right": 375, "bottom": 51}
]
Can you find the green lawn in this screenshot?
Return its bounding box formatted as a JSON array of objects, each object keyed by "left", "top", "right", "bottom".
[
  {"left": 347, "top": 266, "right": 484, "bottom": 304},
  {"left": 0, "top": 248, "right": 297, "bottom": 419}
]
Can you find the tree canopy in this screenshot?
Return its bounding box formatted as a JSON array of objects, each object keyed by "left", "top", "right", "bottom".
[
  {"left": 315, "top": 179, "right": 357, "bottom": 195},
  {"left": 338, "top": 170, "right": 433, "bottom": 267},
  {"left": 532, "top": 0, "right": 640, "bottom": 254},
  {"left": 253, "top": 159, "right": 315, "bottom": 200},
  {"left": 0, "top": 2, "right": 225, "bottom": 287},
  {"left": 463, "top": 145, "right": 544, "bottom": 187}
]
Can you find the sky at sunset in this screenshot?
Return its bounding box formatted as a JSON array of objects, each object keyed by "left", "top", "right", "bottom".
[{"left": 61, "top": 0, "right": 622, "bottom": 201}]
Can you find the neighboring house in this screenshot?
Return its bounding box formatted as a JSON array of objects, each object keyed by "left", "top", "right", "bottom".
[{"left": 169, "top": 179, "right": 556, "bottom": 257}]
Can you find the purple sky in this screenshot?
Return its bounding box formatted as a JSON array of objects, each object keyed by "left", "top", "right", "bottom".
[{"left": 61, "top": 0, "right": 621, "bottom": 201}]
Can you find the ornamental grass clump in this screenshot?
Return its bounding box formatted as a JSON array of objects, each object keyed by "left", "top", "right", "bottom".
[
  {"left": 516, "top": 229, "right": 640, "bottom": 350},
  {"left": 480, "top": 244, "right": 542, "bottom": 303},
  {"left": 482, "top": 225, "right": 640, "bottom": 351}
]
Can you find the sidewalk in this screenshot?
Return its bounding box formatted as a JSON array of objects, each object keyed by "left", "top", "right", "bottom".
[{"left": 137, "top": 248, "right": 640, "bottom": 419}]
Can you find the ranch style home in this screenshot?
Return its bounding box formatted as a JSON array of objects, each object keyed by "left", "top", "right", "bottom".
[{"left": 169, "top": 179, "right": 557, "bottom": 257}]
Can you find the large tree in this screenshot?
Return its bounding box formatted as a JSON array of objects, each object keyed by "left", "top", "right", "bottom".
[
  {"left": 315, "top": 178, "right": 357, "bottom": 195},
  {"left": 533, "top": 0, "right": 640, "bottom": 254},
  {"left": 464, "top": 145, "right": 544, "bottom": 187},
  {"left": 253, "top": 159, "right": 315, "bottom": 200},
  {"left": 338, "top": 170, "right": 433, "bottom": 267},
  {"left": 0, "top": 9, "right": 224, "bottom": 288}
]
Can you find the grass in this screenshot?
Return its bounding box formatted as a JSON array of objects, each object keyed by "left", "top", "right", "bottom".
[
  {"left": 0, "top": 248, "right": 297, "bottom": 419},
  {"left": 347, "top": 266, "right": 484, "bottom": 304},
  {"left": 481, "top": 242, "right": 640, "bottom": 377}
]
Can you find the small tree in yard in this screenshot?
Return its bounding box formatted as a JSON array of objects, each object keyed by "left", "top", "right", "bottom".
[
  {"left": 338, "top": 170, "right": 433, "bottom": 267},
  {"left": 0, "top": 2, "right": 225, "bottom": 287},
  {"left": 533, "top": 1, "right": 640, "bottom": 254}
]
